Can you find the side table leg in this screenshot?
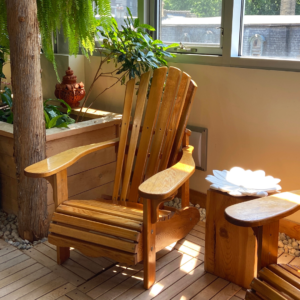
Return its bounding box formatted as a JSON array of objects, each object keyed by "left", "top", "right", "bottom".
[{"left": 252, "top": 221, "right": 279, "bottom": 274}]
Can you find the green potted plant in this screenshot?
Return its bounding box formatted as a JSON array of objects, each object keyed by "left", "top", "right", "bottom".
[{"left": 77, "top": 8, "right": 178, "bottom": 121}]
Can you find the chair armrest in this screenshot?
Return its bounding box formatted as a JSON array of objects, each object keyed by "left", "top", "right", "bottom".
[
  {"left": 138, "top": 146, "right": 195, "bottom": 201},
  {"left": 24, "top": 138, "right": 119, "bottom": 178},
  {"left": 225, "top": 190, "right": 300, "bottom": 227}
]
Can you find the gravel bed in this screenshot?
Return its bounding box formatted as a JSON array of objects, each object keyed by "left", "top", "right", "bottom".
[
  {"left": 278, "top": 232, "right": 300, "bottom": 257},
  {"left": 164, "top": 197, "right": 206, "bottom": 222},
  {"left": 0, "top": 211, "right": 47, "bottom": 250}
]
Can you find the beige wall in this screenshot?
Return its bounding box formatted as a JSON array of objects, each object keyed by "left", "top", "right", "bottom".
[
  {"left": 84, "top": 56, "right": 300, "bottom": 222},
  {"left": 4, "top": 54, "right": 300, "bottom": 222}
]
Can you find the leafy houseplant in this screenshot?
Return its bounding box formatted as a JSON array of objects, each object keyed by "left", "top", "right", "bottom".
[
  {"left": 0, "top": 0, "right": 111, "bottom": 78},
  {"left": 0, "top": 88, "right": 75, "bottom": 129},
  {"left": 77, "top": 8, "right": 178, "bottom": 121}
]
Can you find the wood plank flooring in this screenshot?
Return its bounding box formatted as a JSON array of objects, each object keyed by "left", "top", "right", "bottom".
[{"left": 0, "top": 221, "right": 297, "bottom": 300}]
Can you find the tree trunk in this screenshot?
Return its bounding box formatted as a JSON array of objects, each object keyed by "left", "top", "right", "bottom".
[{"left": 6, "top": 0, "right": 48, "bottom": 241}]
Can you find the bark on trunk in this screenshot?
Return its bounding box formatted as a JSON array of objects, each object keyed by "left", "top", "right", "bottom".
[{"left": 6, "top": 0, "right": 48, "bottom": 241}]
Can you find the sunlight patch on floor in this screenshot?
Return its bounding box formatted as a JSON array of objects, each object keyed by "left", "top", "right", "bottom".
[{"left": 149, "top": 282, "right": 164, "bottom": 297}]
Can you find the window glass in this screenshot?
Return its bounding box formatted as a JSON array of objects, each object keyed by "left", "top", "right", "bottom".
[
  {"left": 95, "top": 0, "right": 138, "bottom": 30},
  {"left": 241, "top": 0, "right": 300, "bottom": 59},
  {"left": 158, "top": 0, "right": 223, "bottom": 51}
]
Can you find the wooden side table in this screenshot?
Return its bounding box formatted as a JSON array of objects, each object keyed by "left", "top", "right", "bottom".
[{"left": 204, "top": 189, "right": 257, "bottom": 289}]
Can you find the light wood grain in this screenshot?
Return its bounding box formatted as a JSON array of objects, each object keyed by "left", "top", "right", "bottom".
[
  {"left": 68, "top": 162, "right": 116, "bottom": 197},
  {"left": 268, "top": 264, "right": 300, "bottom": 290},
  {"left": 48, "top": 234, "right": 137, "bottom": 265},
  {"left": 205, "top": 189, "right": 257, "bottom": 289},
  {"left": 63, "top": 200, "right": 143, "bottom": 222},
  {"left": 159, "top": 72, "right": 191, "bottom": 172},
  {"left": 144, "top": 67, "right": 182, "bottom": 182},
  {"left": 120, "top": 72, "right": 150, "bottom": 204},
  {"left": 56, "top": 205, "right": 142, "bottom": 232},
  {"left": 225, "top": 190, "right": 300, "bottom": 227},
  {"left": 168, "top": 80, "right": 197, "bottom": 168},
  {"left": 129, "top": 67, "right": 168, "bottom": 203},
  {"left": 250, "top": 277, "right": 285, "bottom": 300},
  {"left": 258, "top": 267, "right": 300, "bottom": 299},
  {"left": 52, "top": 212, "right": 140, "bottom": 241},
  {"left": 138, "top": 146, "right": 195, "bottom": 200},
  {"left": 49, "top": 223, "right": 137, "bottom": 253},
  {"left": 25, "top": 138, "right": 119, "bottom": 178},
  {"left": 279, "top": 218, "right": 300, "bottom": 241}
]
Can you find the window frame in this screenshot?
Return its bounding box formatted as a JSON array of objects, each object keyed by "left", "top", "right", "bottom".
[
  {"left": 148, "top": 0, "right": 224, "bottom": 56},
  {"left": 143, "top": 0, "right": 300, "bottom": 72}
]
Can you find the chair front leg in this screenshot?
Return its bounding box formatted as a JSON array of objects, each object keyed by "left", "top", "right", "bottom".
[
  {"left": 47, "top": 169, "right": 70, "bottom": 265},
  {"left": 143, "top": 198, "right": 156, "bottom": 289}
]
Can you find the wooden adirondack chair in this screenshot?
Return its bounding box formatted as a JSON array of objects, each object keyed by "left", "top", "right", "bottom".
[
  {"left": 225, "top": 191, "right": 300, "bottom": 299},
  {"left": 24, "top": 66, "right": 200, "bottom": 289}
]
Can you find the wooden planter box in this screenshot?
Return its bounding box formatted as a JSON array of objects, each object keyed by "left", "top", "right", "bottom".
[{"left": 0, "top": 108, "right": 121, "bottom": 222}]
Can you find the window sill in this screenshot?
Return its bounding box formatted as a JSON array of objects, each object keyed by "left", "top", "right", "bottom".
[{"left": 166, "top": 53, "right": 300, "bottom": 72}]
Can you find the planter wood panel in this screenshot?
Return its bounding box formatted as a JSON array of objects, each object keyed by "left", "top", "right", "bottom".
[{"left": 0, "top": 111, "right": 121, "bottom": 221}]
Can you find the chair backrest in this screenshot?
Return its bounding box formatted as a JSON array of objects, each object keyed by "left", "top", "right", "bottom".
[{"left": 112, "top": 66, "right": 197, "bottom": 205}]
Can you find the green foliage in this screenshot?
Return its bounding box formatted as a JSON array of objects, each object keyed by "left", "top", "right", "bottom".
[
  {"left": 43, "top": 99, "right": 75, "bottom": 129},
  {"left": 0, "top": 86, "right": 13, "bottom": 123},
  {"left": 163, "top": 0, "right": 222, "bottom": 17},
  {"left": 163, "top": 0, "right": 300, "bottom": 17},
  {"left": 0, "top": 0, "right": 112, "bottom": 80},
  {"left": 0, "top": 89, "right": 75, "bottom": 128},
  {"left": 99, "top": 8, "right": 179, "bottom": 81},
  {"left": 0, "top": 44, "right": 9, "bottom": 81},
  {"left": 245, "top": 0, "right": 281, "bottom": 15}
]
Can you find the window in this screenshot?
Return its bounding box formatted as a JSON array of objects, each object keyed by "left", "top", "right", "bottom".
[
  {"left": 241, "top": 0, "right": 300, "bottom": 60},
  {"left": 156, "top": 0, "right": 224, "bottom": 55}
]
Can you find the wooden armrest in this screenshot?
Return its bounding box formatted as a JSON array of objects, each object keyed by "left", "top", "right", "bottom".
[
  {"left": 138, "top": 146, "right": 195, "bottom": 201},
  {"left": 24, "top": 138, "right": 119, "bottom": 178},
  {"left": 225, "top": 190, "right": 300, "bottom": 227}
]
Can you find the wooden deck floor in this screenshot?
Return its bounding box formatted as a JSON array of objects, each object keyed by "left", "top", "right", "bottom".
[{"left": 0, "top": 221, "right": 298, "bottom": 300}]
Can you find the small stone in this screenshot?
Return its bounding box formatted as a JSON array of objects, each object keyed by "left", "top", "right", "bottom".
[
  {"left": 13, "top": 242, "right": 20, "bottom": 247},
  {"left": 7, "top": 235, "right": 13, "bottom": 239},
  {"left": 195, "top": 204, "right": 200, "bottom": 209},
  {"left": 202, "top": 218, "right": 206, "bottom": 222},
  {"left": 286, "top": 235, "right": 290, "bottom": 240},
  {"left": 174, "top": 198, "right": 180, "bottom": 204},
  {"left": 168, "top": 201, "right": 173, "bottom": 207},
  {"left": 4, "top": 239, "right": 8, "bottom": 243},
  {"left": 24, "top": 240, "right": 30, "bottom": 244},
  {"left": 284, "top": 245, "right": 289, "bottom": 253},
  {"left": 283, "top": 240, "right": 288, "bottom": 245},
  {"left": 33, "top": 241, "right": 38, "bottom": 246},
  {"left": 11, "top": 224, "right": 16, "bottom": 230},
  {"left": 41, "top": 237, "right": 48, "bottom": 243},
  {"left": 3, "top": 220, "right": 8, "bottom": 225},
  {"left": 0, "top": 232, "right": 3, "bottom": 238},
  {"left": 4, "top": 231, "right": 10, "bottom": 236},
  {"left": 289, "top": 249, "right": 296, "bottom": 255},
  {"left": 288, "top": 245, "right": 293, "bottom": 249},
  {"left": 8, "top": 240, "right": 13, "bottom": 245},
  {"left": 26, "top": 245, "right": 31, "bottom": 250},
  {"left": 295, "top": 250, "right": 300, "bottom": 257},
  {"left": 278, "top": 241, "right": 284, "bottom": 248},
  {"left": 288, "top": 239, "right": 292, "bottom": 244},
  {"left": 17, "top": 245, "right": 22, "bottom": 249},
  {"left": 292, "top": 242, "right": 298, "bottom": 248}
]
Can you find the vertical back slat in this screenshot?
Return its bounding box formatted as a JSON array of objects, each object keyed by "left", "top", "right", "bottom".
[
  {"left": 128, "top": 67, "right": 168, "bottom": 203},
  {"left": 112, "top": 78, "right": 136, "bottom": 203},
  {"left": 143, "top": 66, "right": 182, "bottom": 181},
  {"left": 119, "top": 72, "right": 151, "bottom": 204},
  {"left": 158, "top": 72, "right": 191, "bottom": 172},
  {"left": 168, "top": 80, "right": 198, "bottom": 168}
]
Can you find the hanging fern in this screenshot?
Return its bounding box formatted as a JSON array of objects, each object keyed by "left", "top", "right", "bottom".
[{"left": 0, "top": 0, "right": 111, "bottom": 80}]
